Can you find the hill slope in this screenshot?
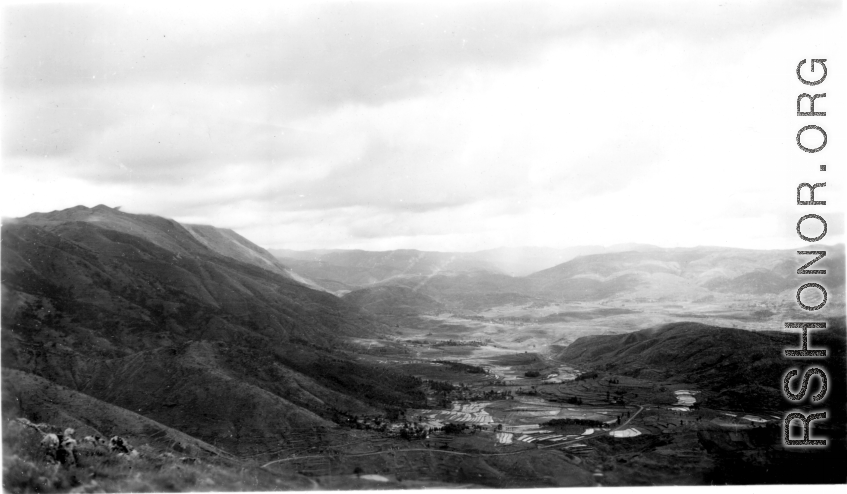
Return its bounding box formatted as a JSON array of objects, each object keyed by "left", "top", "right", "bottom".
[
  {"left": 182, "top": 223, "right": 291, "bottom": 277},
  {"left": 2, "top": 368, "right": 228, "bottom": 458},
  {"left": 2, "top": 205, "right": 379, "bottom": 348},
  {"left": 342, "top": 285, "right": 445, "bottom": 315},
  {"left": 559, "top": 320, "right": 847, "bottom": 411},
  {"left": 1, "top": 205, "right": 426, "bottom": 458}
]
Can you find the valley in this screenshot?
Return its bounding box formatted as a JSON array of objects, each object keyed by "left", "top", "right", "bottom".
[{"left": 2, "top": 205, "right": 845, "bottom": 490}]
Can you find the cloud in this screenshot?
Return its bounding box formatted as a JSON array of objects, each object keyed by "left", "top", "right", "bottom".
[{"left": 2, "top": 1, "right": 844, "bottom": 251}]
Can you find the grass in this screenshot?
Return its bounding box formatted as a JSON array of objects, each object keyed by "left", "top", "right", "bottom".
[{"left": 2, "top": 419, "right": 311, "bottom": 493}]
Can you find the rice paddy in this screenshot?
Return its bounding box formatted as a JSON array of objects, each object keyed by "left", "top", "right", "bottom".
[{"left": 609, "top": 428, "right": 642, "bottom": 438}]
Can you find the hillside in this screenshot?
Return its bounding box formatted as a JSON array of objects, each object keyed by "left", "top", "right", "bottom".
[
  {"left": 2, "top": 205, "right": 379, "bottom": 347},
  {"left": 559, "top": 320, "right": 847, "bottom": 412},
  {"left": 2, "top": 368, "right": 228, "bottom": 458},
  {"left": 470, "top": 244, "right": 660, "bottom": 277},
  {"left": 182, "top": 223, "right": 291, "bottom": 277},
  {"left": 1, "top": 205, "right": 428, "bottom": 459},
  {"left": 342, "top": 286, "right": 445, "bottom": 315},
  {"left": 1, "top": 374, "right": 316, "bottom": 491},
  {"left": 70, "top": 341, "right": 381, "bottom": 456}
]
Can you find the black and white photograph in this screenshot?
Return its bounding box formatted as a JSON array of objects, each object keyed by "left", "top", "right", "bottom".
[{"left": 1, "top": 1, "right": 845, "bottom": 491}]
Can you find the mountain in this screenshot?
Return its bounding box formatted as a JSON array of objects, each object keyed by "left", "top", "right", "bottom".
[
  {"left": 2, "top": 204, "right": 378, "bottom": 345},
  {"left": 270, "top": 249, "right": 505, "bottom": 294},
  {"left": 270, "top": 244, "right": 663, "bottom": 291},
  {"left": 470, "top": 244, "right": 660, "bottom": 277},
  {"left": 527, "top": 245, "right": 845, "bottom": 303},
  {"left": 559, "top": 320, "right": 847, "bottom": 412},
  {"left": 1, "top": 205, "right": 427, "bottom": 457},
  {"left": 284, "top": 244, "right": 844, "bottom": 311}
]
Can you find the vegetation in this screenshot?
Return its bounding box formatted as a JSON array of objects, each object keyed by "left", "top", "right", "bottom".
[
  {"left": 432, "top": 339, "right": 487, "bottom": 347},
  {"left": 2, "top": 419, "right": 295, "bottom": 493},
  {"left": 544, "top": 418, "right": 607, "bottom": 428},
  {"left": 442, "top": 423, "right": 471, "bottom": 434},
  {"left": 424, "top": 379, "right": 456, "bottom": 392},
  {"left": 575, "top": 371, "right": 599, "bottom": 381},
  {"left": 433, "top": 360, "right": 486, "bottom": 374}
]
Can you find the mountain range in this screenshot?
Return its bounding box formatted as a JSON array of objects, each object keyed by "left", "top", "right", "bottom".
[
  {"left": 323, "top": 245, "right": 844, "bottom": 313},
  {"left": 269, "top": 244, "right": 663, "bottom": 292}
]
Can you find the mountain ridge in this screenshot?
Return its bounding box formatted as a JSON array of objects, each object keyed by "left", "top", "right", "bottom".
[{"left": 334, "top": 244, "right": 845, "bottom": 311}]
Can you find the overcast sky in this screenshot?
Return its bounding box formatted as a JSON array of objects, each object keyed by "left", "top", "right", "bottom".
[{"left": 2, "top": 1, "right": 845, "bottom": 251}]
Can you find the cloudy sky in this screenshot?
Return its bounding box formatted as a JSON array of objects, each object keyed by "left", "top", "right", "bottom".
[{"left": 2, "top": 1, "right": 844, "bottom": 251}]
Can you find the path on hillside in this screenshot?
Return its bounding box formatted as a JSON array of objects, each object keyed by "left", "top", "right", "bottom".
[
  {"left": 612, "top": 405, "right": 645, "bottom": 431},
  {"left": 261, "top": 442, "right": 582, "bottom": 469}
]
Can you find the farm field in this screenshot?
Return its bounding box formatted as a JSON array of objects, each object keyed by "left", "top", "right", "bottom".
[{"left": 307, "top": 304, "right": 808, "bottom": 487}]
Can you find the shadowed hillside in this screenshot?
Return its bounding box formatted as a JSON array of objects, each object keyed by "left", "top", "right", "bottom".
[
  {"left": 1, "top": 205, "right": 428, "bottom": 460},
  {"left": 2, "top": 368, "right": 229, "bottom": 458},
  {"left": 559, "top": 320, "right": 847, "bottom": 413},
  {"left": 2, "top": 205, "right": 379, "bottom": 348}
]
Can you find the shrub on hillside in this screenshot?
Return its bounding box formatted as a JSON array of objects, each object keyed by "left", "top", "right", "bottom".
[
  {"left": 2, "top": 418, "right": 302, "bottom": 492},
  {"left": 544, "top": 418, "right": 605, "bottom": 428},
  {"left": 2, "top": 420, "right": 79, "bottom": 493},
  {"left": 575, "top": 371, "right": 598, "bottom": 381}
]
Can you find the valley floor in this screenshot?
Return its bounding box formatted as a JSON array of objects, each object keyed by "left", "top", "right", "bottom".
[{"left": 5, "top": 300, "right": 844, "bottom": 490}]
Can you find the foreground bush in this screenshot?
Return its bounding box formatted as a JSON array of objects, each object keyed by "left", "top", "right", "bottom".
[{"left": 2, "top": 418, "right": 304, "bottom": 492}]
